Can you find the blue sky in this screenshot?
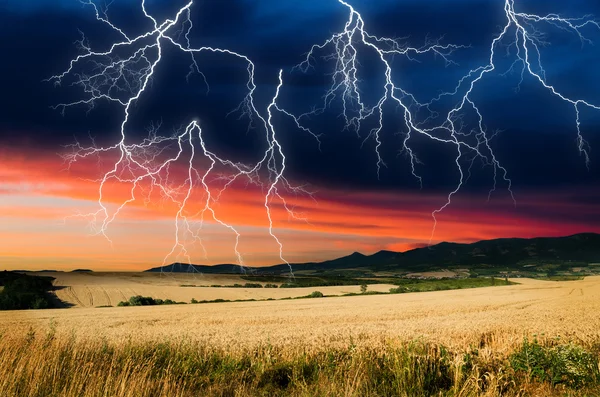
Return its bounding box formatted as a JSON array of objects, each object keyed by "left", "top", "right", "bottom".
[
  {"left": 1, "top": 0, "right": 600, "bottom": 269},
  {"left": 0, "top": 0, "right": 599, "bottom": 190}
]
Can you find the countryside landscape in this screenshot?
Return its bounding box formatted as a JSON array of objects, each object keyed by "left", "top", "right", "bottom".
[
  {"left": 2, "top": 234, "right": 600, "bottom": 395},
  {"left": 3, "top": 0, "right": 600, "bottom": 395}
]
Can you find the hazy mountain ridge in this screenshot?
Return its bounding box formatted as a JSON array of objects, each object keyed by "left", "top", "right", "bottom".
[{"left": 146, "top": 233, "right": 600, "bottom": 275}]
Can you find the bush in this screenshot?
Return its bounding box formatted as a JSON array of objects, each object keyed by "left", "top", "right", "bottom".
[
  {"left": 0, "top": 272, "right": 56, "bottom": 310},
  {"left": 264, "top": 284, "right": 279, "bottom": 288},
  {"left": 31, "top": 297, "right": 50, "bottom": 310},
  {"left": 308, "top": 291, "right": 324, "bottom": 298},
  {"left": 128, "top": 295, "right": 156, "bottom": 306},
  {"left": 117, "top": 296, "right": 184, "bottom": 307},
  {"left": 509, "top": 338, "right": 600, "bottom": 387},
  {"left": 243, "top": 283, "right": 263, "bottom": 288}
]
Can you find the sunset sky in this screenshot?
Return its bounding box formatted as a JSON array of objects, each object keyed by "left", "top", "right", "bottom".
[{"left": 1, "top": 0, "right": 600, "bottom": 271}]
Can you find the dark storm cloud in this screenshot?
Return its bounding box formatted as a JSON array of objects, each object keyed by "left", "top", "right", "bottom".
[{"left": 0, "top": 0, "right": 599, "bottom": 193}]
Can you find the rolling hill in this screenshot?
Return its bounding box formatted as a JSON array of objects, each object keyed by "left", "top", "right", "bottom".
[{"left": 146, "top": 233, "right": 600, "bottom": 276}]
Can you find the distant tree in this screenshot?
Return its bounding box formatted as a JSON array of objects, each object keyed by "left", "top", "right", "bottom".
[{"left": 360, "top": 284, "right": 368, "bottom": 294}]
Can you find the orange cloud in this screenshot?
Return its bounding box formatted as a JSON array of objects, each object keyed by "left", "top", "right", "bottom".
[{"left": 1, "top": 147, "right": 599, "bottom": 270}]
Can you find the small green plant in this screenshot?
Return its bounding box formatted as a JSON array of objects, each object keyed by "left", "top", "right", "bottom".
[
  {"left": 32, "top": 297, "right": 49, "bottom": 309},
  {"left": 509, "top": 338, "right": 600, "bottom": 387},
  {"left": 308, "top": 291, "right": 324, "bottom": 298},
  {"left": 360, "top": 284, "right": 368, "bottom": 294}
]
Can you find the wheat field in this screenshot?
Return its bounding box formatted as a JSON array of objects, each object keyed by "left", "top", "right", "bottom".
[
  {"left": 3, "top": 276, "right": 599, "bottom": 350},
  {"left": 2, "top": 276, "right": 600, "bottom": 396},
  {"left": 31, "top": 271, "right": 397, "bottom": 308}
]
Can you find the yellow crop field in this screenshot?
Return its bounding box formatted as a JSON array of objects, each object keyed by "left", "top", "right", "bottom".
[
  {"left": 30, "top": 271, "right": 396, "bottom": 308},
  {"left": 2, "top": 276, "right": 600, "bottom": 396},
  {"left": 3, "top": 276, "right": 599, "bottom": 350}
]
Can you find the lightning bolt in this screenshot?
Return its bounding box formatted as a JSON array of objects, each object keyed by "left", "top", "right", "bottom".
[
  {"left": 50, "top": 0, "right": 599, "bottom": 271},
  {"left": 290, "top": 0, "right": 600, "bottom": 244},
  {"left": 49, "top": 0, "right": 308, "bottom": 274}
]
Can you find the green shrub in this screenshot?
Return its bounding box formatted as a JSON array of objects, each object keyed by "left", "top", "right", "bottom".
[
  {"left": 117, "top": 296, "right": 184, "bottom": 307},
  {"left": 31, "top": 297, "right": 49, "bottom": 310},
  {"left": 128, "top": 295, "right": 155, "bottom": 306},
  {"left": 0, "top": 272, "right": 56, "bottom": 310},
  {"left": 509, "top": 338, "right": 600, "bottom": 387},
  {"left": 243, "top": 283, "right": 263, "bottom": 288},
  {"left": 308, "top": 291, "right": 324, "bottom": 298}
]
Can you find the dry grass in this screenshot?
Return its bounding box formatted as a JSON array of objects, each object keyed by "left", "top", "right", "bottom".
[
  {"left": 1, "top": 326, "right": 598, "bottom": 396},
  {"left": 2, "top": 276, "right": 600, "bottom": 396}
]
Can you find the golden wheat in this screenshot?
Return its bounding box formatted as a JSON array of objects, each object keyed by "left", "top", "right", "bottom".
[
  {"left": 31, "top": 271, "right": 396, "bottom": 308},
  {"left": 2, "top": 276, "right": 599, "bottom": 353},
  {"left": 2, "top": 276, "right": 600, "bottom": 396}
]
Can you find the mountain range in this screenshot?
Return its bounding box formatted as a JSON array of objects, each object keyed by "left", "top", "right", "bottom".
[{"left": 145, "top": 233, "right": 600, "bottom": 276}]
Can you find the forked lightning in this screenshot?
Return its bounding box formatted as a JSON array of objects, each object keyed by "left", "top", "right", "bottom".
[{"left": 50, "top": 0, "right": 600, "bottom": 270}]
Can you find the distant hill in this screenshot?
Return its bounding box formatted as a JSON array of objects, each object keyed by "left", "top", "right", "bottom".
[
  {"left": 146, "top": 263, "right": 248, "bottom": 274},
  {"left": 145, "top": 233, "right": 600, "bottom": 276},
  {"left": 71, "top": 269, "right": 93, "bottom": 273}
]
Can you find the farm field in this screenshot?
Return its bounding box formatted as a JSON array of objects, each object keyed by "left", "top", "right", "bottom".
[
  {"left": 29, "top": 271, "right": 397, "bottom": 308},
  {"left": 4, "top": 276, "right": 599, "bottom": 349},
  {"left": 2, "top": 276, "right": 600, "bottom": 396}
]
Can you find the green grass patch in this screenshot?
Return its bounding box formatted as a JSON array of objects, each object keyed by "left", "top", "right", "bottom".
[
  {"left": 242, "top": 275, "right": 391, "bottom": 288},
  {"left": 389, "top": 277, "right": 514, "bottom": 293},
  {"left": 544, "top": 275, "right": 585, "bottom": 281}
]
